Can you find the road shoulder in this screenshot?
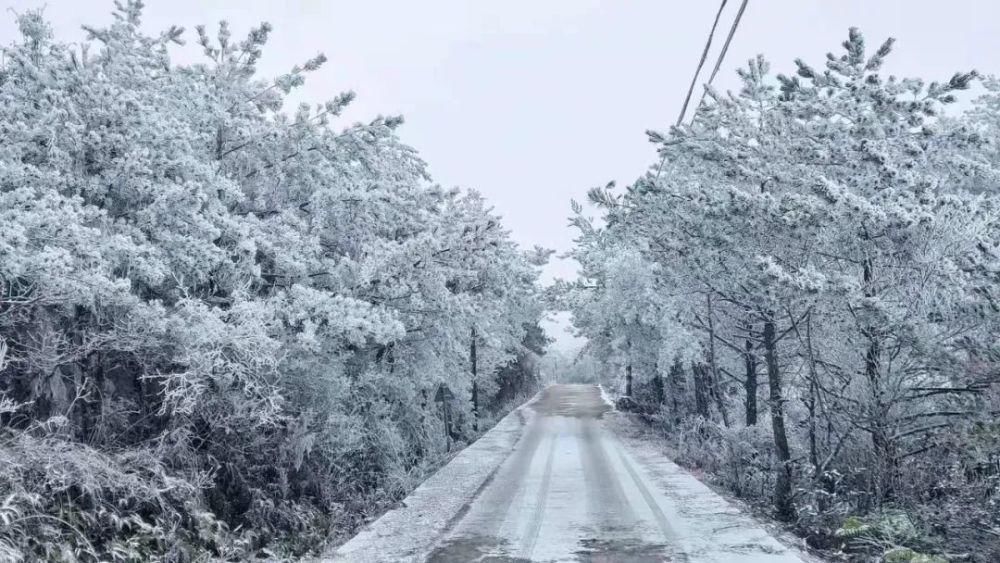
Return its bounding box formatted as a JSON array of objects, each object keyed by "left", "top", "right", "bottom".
[
  {"left": 321, "top": 404, "right": 533, "bottom": 563},
  {"left": 605, "top": 412, "right": 825, "bottom": 562}
]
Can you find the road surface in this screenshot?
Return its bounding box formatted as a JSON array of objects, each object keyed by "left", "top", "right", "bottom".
[{"left": 424, "top": 384, "right": 805, "bottom": 562}]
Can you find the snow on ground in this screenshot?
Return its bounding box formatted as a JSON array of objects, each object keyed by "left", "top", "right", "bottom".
[
  {"left": 597, "top": 383, "right": 616, "bottom": 410},
  {"left": 423, "top": 385, "right": 807, "bottom": 562},
  {"left": 326, "top": 385, "right": 816, "bottom": 562},
  {"left": 322, "top": 403, "right": 533, "bottom": 562},
  {"left": 607, "top": 413, "right": 821, "bottom": 562}
]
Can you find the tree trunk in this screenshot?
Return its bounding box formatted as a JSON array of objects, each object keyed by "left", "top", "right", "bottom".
[
  {"left": 669, "top": 357, "right": 685, "bottom": 422},
  {"left": 863, "top": 256, "right": 894, "bottom": 506},
  {"left": 420, "top": 389, "right": 428, "bottom": 420},
  {"left": 708, "top": 373, "right": 730, "bottom": 427},
  {"left": 470, "top": 327, "right": 478, "bottom": 432},
  {"left": 802, "top": 312, "right": 827, "bottom": 505},
  {"left": 692, "top": 362, "right": 710, "bottom": 419},
  {"left": 705, "top": 294, "right": 730, "bottom": 427},
  {"left": 654, "top": 359, "right": 665, "bottom": 406},
  {"left": 443, "top": 399, "right": 453, "bottom": 452},
  {"left": 744, "top": 330, "right": 758, "bottom": 426},
  {"left": 763, "top": 313, "right": 795, "bottom": 522},
  {"left": 625, "top": 361, "right": 633, "bottom": 397}
]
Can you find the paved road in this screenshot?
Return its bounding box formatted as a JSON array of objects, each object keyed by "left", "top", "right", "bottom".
[{"left": 425, "top": 384, "right": 804, "bottom": 562}]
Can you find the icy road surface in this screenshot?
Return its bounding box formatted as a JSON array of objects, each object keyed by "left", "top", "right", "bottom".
[{"left": 329, "top": 384, "right": 807, "bottom": 562}]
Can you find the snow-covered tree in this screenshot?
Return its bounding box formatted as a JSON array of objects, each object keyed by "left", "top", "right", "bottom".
[
  {"left": 0, "top": 3, "right": 547, "bottom": 559},
  {"left": 565, "top": 28, "right": 1000, "bottom": 556}
]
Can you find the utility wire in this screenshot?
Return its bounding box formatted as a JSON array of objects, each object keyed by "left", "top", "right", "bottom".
[
  {"left": 676, "top": 0, "right": 730, "bottom": 127},
  {"left": 695, "top": 0, "right": 750, "bottom": 113},
  {"left": 656, "top": 0, "right": 751, "bottom": 181}
]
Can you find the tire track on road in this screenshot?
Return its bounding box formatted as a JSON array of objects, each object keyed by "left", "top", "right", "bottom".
[
  {"left": 613, "top": 440, "right": 678, "bottom": 544},
  {"left": 519, "top": 432, "right": 558, "bottom": 559},
  {"left": 579, "top": 419, "right": 636, "bottom": 533},
  {"left": 426, "top": 414, "right": 547, "bottom": 562}
]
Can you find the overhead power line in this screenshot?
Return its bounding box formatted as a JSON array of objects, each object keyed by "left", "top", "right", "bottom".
[
  {"left": 658, "top": 0, "right": 750, "bottom": 181},
  {"left": 697, "top": 0, "right": 750, "bottom": 111},
  {"left": 676, "top": 0, "right": 730, "bottom": 126}
]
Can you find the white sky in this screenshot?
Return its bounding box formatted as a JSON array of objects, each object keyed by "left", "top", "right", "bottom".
[{"left": 3, "top": 1, "right": 998, "bottom": 350}]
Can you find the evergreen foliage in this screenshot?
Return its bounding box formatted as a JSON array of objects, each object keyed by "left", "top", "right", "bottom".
[
  {"left": 0, "top": 3, "right": 548, "bottom": 560},
  {"left": 563, "top": 28, "right": 1000, "bottom": 561}
]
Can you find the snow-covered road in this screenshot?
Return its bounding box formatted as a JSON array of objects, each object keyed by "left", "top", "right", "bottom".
[{"left": 329, "top": 384, "right": 808, "bottom": 562}]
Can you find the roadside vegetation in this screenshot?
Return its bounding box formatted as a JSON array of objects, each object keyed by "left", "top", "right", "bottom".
[
  {"left": 0, "top": 3, "right": 548, "bottom": 560},
  {"left": 562, "top": 30, "right": 1000, "bottom": 562}
]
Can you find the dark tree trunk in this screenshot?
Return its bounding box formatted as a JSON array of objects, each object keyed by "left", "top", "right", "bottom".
[
  {"left": 692, "top": 362, "right": 710, "bottom": 419},
  {"left": 653, "top": 360, "right": 665, "bottom": 406},
  {"left": 863, "top": 256, "right": 894, "bottom": 505},
  {"left": 802, "top": 313, "right": 822, "bottom": 492},
  {"left": 705, "top": 294, "right": 730, "bottom": 427},
  {"left": 471, "top": 327, "right": 478, "bottom": 432},
  {"left": 625, "top": 361, "right": 633, "bottom": 397},
  {"left": 669, "top": 358, "right": 685, "bottom": 422},
  {"left": 623, "top": 337, "right": 634, "bottom": 398},
  {"left": 744, "top": 331, "right": 758, "bottom": 426},
  {"left": 806, "top": 374, "right": 821, "bottom": 483},
  {"left": 708, "top": 373, "right": 730, "bottom": 427},
  {"left": 763, "top": 314, "right": 795, "bottom": 522},
  {"left": 419, "top": 388, "right": 428, "bottom": 431}
]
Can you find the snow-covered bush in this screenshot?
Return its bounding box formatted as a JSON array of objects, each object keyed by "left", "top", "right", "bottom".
[{"left": 666, "top": 416, "right": 774, "bottom": 501}]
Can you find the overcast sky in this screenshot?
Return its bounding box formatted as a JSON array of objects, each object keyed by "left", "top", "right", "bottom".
[{"left": 3, "top": 1, "right": 998, "bottom": 349}]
